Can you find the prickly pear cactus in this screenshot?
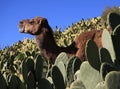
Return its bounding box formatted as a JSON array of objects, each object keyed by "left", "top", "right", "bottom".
[
  {"left": 51, "top": 65, "right": 66, "bottom": 89},
  {"left": 21, "top": 54, "right": 45, "bottom": 89},
  {"left": 66, "top": 56, "right": 81, "bottom": 86},
  {"left": 112, "top": 26, "right": 120, "bottom": 64},
  {"left": 55, "top": 52, "right": 69, "bottom": 65},
  {"left": 21, "top": 59, "right": 30, "bottom": 84},
  {"left": 8, "top": 74, "right": 25, "bottom": 89},
  {"left": 85, "top": 39, "right": 101, "bottom": 70},
  {"left": 47, "top": 77, "right": 53, "bottom": 85},
  {"left": 27, "top": 71, "right": 36, "bottom": 89},
  {"left": 25, "top": 58, "right": 34, "bottom": 73},
  {"left": 113, "top": 24, "right": 120, "bottom": 35},
  {"left": 0, "top": 73, "right": 7, "bottom": 89},
  {"left": 77, "top": 61, "right": 102, "bottom": 89},
  {"left": 107, "top": 12, "right": 120, "bottom": 31},
  {"left": 102, "top": 29, "right": 116, "bottom": 62},
  {"left": 69, "top": 80, "right": 86, "bottom": 89},
  {"left": 38, "top": 78, "right": 53, "bottom": 89},
  {"left": 25, "top": 51, "right": 31, "bottom": 57},
  {"left": 100, "top": 62, "right": 116, "bottom": 80},
  {"left": 105, "top": 71, "right": 120, "bottom": 89},
  {"left": 94, "top": 81, "right": 106, "bottom": 89},
  {"left": 57, "top": 61, "right": 67, "bottom": 84},
  {"left": 99, "top": 48, "right": 113, "bottom": 64},
  {"left": 34, "top": 54, "right": 43, "bottom": 81}
]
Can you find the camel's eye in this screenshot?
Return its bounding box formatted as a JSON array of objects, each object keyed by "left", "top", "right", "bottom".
[{"left": 29, "top": 20, "right": 34, "bottom": 24}]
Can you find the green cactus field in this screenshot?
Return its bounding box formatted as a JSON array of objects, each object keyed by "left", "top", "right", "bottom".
[{"left": 0, "top": 6, "right": 120, "bottom": 89}]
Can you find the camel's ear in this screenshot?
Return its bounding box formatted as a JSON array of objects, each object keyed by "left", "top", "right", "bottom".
[{"left": 39, "top": 18, "right": 48, "bottom": 26}]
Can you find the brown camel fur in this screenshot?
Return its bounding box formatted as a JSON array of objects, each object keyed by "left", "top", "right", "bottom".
[{"left": 18, "top": 16, "right": 105, "bottom": 64}]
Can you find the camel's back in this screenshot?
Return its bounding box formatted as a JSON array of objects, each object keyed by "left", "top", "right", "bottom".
[
  {"left": 74, "top": 30, "right": 103, "bottom": 61},
  {"left": 74, "top": 30, "right": 103, "bottom": 48}
]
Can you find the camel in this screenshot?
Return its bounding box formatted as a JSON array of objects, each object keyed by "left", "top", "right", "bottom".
[{"left": 18, "top": 16, "right": 104, "bottom": 64}]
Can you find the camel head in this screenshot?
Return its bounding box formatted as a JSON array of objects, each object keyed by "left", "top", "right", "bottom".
[{"left": 18, "top": 16, "right": 48, "bottom": 35}]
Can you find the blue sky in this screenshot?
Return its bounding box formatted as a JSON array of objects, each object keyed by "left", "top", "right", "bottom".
[{"left": 0, "top": 0, "right": 120, "bottom": 49}]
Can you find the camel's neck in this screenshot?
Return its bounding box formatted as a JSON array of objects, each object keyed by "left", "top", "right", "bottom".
[
  {"left": 35, "top": 28, "right": 57, "bottom": 49},
  {"left": 35, "top": 26, "right": 62, "bottom": 63},
  {"left": 35, "top": 26, "right": 77, "bottom": 63}
]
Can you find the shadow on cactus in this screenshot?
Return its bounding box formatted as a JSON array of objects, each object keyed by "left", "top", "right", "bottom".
[{"left": 21, "top": 54, "right": 52, "bottom": 89}]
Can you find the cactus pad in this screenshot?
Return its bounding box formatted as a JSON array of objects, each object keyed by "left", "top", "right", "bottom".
[
  {"left": 78, "top": 61, "right": 102, "bottom": 89},
  {"left": 70, "top": 80, "right": 86, "bottom": 89},
  {"left": 100, "top": 48, "right": 113, "bottom": 64},
  {"left": 113, "top": 24, "right": 120, "bottom": 36},
  {"left": 100, "top": 62, "right": 116, "bottom": 80},
  {"left": 26, "top": 58, "right": 34, "bottom": 73},
  {"left": 57, "top": 61, "right": 66, "bottom": 83},
  {"left": 85, "top": 39, "right": 101, "bottom": 70},
  {"left": 95, "top": 81, "right": 106, "bottom": 89},
  {"left": 27, "top": 71, "right": 36, "bottom": 89},
  {"left": 34, "top": 54, "right": 43, "bottom": 81},
  {"left": 55, "top": 52, "right": 69, "bottom": 65},
  {"left": 38, "top": 78, "right": 53, "bottom": 89},
  {"left": 0, "top": 73, "right": 7, "bottom": 89},
  {"left": 66, "top": 56, "right": 81, "bottom": 86},
  {"left": 107, "top": 12, "right": 120, "bottom": 31},
  {"left": 51, "top": 65, "right": 66, "bottom": 89},
  {"left": 102, "top": 29, "right": 116, "bottom": 62},
  {"left": 105, "top": 71, "right": 120, "bottom": 89},
  {"left": 112, "top": 25, "right": 120, "bottom": 61},
  {"left": 21, "top": 59, "right": 29, "bottom": 83},
  {"left": 8, "top": 74, "right": 24, "bottom": 89}
]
